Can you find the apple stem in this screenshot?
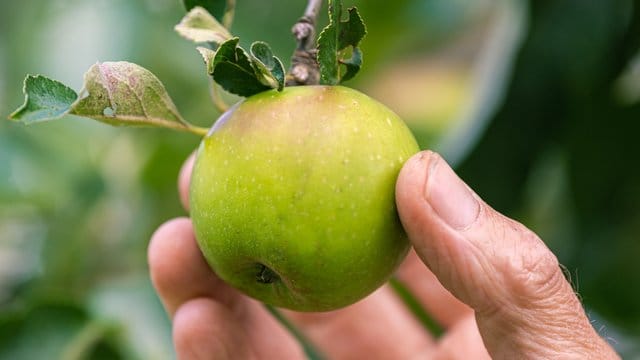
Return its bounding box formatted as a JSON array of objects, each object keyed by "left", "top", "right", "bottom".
[{"left": 286, "top": 0, "right": 322, "bottom": 86}]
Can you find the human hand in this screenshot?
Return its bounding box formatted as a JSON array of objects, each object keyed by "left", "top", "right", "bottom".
[{"left": 148, "top": 151, "right": 619, "bottom": 359}]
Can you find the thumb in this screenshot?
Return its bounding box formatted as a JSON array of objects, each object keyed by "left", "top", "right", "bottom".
[{"left": 396, "top": 151, "right": 618, "bottom": 359}]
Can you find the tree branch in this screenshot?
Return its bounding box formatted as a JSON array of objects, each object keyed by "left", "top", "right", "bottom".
[{"left": 286, "top": 0, "right": 323, "bottom": 86}]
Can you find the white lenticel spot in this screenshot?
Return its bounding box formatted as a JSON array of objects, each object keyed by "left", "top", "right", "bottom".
[{"left": 103, "top": 107, "right": 115, "bottom": 116}]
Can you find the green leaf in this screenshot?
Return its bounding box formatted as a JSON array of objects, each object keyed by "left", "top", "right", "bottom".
[
  {"left": 337, "top": 8, "right": 366, "bottom": 50},
  {"left": 183, "top": 0, "right": 226, "bottom": 22},
  {"left": 233, "top": 47, "right": 255, "bottom": 75},
  {"left": 250, "top": 42, "right": 286, "bottom": 91},
  {"left": 8, "top": 63, "right": 207, "bottom": 136},
  {"left": 8, "top": 75, "right": 78, "bottom": 124},
  {"left": 339, "top": 47, "right": 362, "bottom": 83},
  {"left": 317, "top": 0, "right": 367, "bottom": 85},
  {"left": 174, "top": 6, "right": 231, "bottom": 44},
  {"left": 206, "top": 38, "right": 284, "bottom": 97},
  {"left": 213, "top": 62, "right": 271, "bottom": 97},
  {"left": 197, "top": 46, "right": 217, "bottom": 74},
  {"left": 213, "top": 37, "right": 240, "bottom": 66},
  {"left": 70, "top": 62, "right": 192, "bottom": 130}
]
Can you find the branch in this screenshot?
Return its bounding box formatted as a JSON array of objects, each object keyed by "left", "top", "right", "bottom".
[
  {"left": 286, "top": 0, "right": 323, "bottom": 86},
  {"left": 293, "top": 0, "right": 322, "bottom": 51}
]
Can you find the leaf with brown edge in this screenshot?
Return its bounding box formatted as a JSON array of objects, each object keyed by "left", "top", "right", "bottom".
[{"left": 71, "top": 62, "right": 191, "bottom": 130}]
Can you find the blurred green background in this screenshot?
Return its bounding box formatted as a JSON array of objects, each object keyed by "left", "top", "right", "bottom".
[{"left": 1, "top": 0, "right": 639, "bottom": 358}]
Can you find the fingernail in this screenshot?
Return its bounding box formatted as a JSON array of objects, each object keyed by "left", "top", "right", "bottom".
[{"left": 425, "top": 153, "right": 479, "bottom": 230}]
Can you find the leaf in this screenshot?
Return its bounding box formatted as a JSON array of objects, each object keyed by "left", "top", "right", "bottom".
[
  {"left": 337, "top": 8, "right": 366, "bottom": 50},
  {"left": 175, "top": 6, "right": 231, "bottom": 44},
  {"left": 205, "top": 38, "right": 285, "bottom": 97},
  {"left": 317, "top": 0, "right": 367, "bottom": 85},
  {"left": 8, "top": 75, "right": 78, "bottom": 124},
  {"left": 71, "top": 62, "right": 190, "bottom": 130},
  {"left": 340, "top": 47, "right": 362, "bottom": 83},
  {"left": 8, "top": 63, "right": 207, "bottom": 136},
  {"left": 233, "top": 47, "right": 255, "bottom": 75},
  {"left": 183, "top": 0, "right": 227, "bottom": 22},
  {"left": 250, "top": 41, "right": 285, "bottom": 90},
  {"left": 213, "top": 62, "right": 271, "bottom": 97},
  {"left": 197, "top": 46, "right": 217, "bottom": 74},
  {"left": 213, "top": 37, "right": 241, "bottom": 66}
]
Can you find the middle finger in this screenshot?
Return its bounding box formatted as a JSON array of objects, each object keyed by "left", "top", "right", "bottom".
[
  {"left": 395, "top": 249, "right": 474, "bottom": 329},
  {"left": 283, "top": 284, "right": 435, "bottom": 359}
]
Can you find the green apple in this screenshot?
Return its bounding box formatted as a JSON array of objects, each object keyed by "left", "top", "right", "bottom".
[{"left": 190, "top": 85, "right": 419, "bottom": 311}]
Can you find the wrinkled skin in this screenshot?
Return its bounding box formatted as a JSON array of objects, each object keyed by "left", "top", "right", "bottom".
[{"left": 189, "top": 86, "right": 419, "bottom": 311}]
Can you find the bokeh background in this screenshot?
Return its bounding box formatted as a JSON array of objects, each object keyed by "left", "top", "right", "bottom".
[{"left": 1, "top": 0, "right": 639, "bottom": 358}]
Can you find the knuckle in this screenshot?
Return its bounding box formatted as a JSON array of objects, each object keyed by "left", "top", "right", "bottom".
[{"left": 501, "top": 219, "right": 563, "bottom": 305}]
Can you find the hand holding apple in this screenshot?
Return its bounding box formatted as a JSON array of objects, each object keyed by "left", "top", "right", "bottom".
[
  {"left": 148, "top": 151, "right": 619, "bottom": 359},
  {"left": 7, "top": 0, "right": 622, "bottom": 356}
]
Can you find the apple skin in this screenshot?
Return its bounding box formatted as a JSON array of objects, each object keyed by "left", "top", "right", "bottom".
[{"left": 190, "top": 85, "right": 419, "bottom": 311}]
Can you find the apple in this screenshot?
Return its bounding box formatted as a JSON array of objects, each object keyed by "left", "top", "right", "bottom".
[{"left": 190, "top": 85, "right": 419, "bottom": 311}]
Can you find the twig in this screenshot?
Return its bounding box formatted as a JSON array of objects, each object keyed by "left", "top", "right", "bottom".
[
  {"left": 222, "top": 0, "right": 236, "bottom": 29},
  {"left": 287, "top": 0, "right": 323, "bottom": 86},
  {"left": 208, "top": 76, "right": 230, "bottom": 113},
  {"left": 293, "top": 0, "right": 322, "bottom": 51}
]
